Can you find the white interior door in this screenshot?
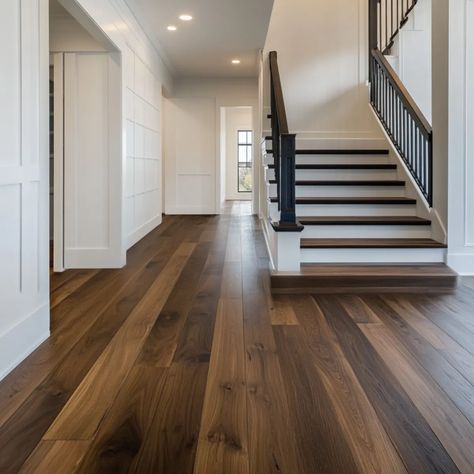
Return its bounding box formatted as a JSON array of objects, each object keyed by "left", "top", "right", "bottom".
[{"left": 63, "top": 52, "right": 122, "bottom": 269}]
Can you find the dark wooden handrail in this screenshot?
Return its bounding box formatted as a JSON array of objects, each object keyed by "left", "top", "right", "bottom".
[
  {"left": 372, "top": 49, "right": 432, "bottom": 138},
  {"left": 269, "top": 51, "right": 289, "bottom": 134},
  {"left": 268, "top": 51, "right": 302, "bottom": 231}
]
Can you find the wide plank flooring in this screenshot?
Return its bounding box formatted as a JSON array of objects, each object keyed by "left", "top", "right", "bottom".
[{"left": 1, "top": 202, "right": 474, "bottom": 473}]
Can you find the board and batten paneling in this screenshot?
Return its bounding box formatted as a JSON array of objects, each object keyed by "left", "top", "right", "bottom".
[
  {"left": 164, "top": 98, "right": 217, "bottom": 214},
  {"left": 0, "top": 0, "right": 50, "bottom": 380},
  {"left": 124, "top": 45, "right": 163, "bottom": 248}
]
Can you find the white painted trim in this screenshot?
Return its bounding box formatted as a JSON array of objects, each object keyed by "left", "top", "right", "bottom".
[
  {"left": 127, "top": 214, "right": 162, "bottom": 249},
  {"left": 261, "top": 217, "right": 277, "bottom": 271},
  {"left": 0, "top": 302, "right": 50, "bottom": 381},
  {"left": 448, "top": 253, "right": 474, "bottom": 275},
  {"left": 53, "top": 53, "right": 65, "bottom": 272}
]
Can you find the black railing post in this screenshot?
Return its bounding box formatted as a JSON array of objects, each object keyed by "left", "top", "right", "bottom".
[
  {"left": 270, "top": 74, "right": 280, "bottom": 210},
  {"left": 279, "top": 134, "right": 297, "bottom": 225}
]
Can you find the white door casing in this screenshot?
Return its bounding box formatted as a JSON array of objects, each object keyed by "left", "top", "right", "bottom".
[{"left": 63, "top": 52, "right": 123, "bottom": 268}]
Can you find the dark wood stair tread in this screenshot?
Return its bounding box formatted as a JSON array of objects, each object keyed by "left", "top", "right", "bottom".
[
  {"left": 268, "top": 163, "right": 397, "bottom": 170},
  {"left": 269, "top": 180, "right": 405, "bottom": 186},
  {"left": 270, "top": 263, "right": 457, "bottom": 294},
  {"left": 266, "top": 149, "right": 390, "bottom": 155},
  {"left": 270, "top": 197, "right": 417, "bottom": 205},
  {"left": 300, "top": 238, "right": 447, "bottom": 249},
  {"left": 298, "top": 216, "right": 431, "bottom": 226}
]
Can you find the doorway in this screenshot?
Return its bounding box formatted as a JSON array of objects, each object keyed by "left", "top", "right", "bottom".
[
  {"left": 49, "top": 0, "right": 122, "bottom": 271},
  {"left": 220, "top": 106, "right": 254, "bottom": 204}
]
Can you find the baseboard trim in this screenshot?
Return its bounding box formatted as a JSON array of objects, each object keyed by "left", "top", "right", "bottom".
[
  {"left": 127, "top": 214, "right": 162, "bottom": 250},
  {"left": 0, "top": 302, "right": 50, "bottom": 382},
  {"left": 448, "top": 253, "right": 474, "bottom": 275}
]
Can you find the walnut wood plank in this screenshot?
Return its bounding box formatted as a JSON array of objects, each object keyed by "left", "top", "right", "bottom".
[
  {"left": 315, "top": 295, "right": 459, "bottom": 472},
  {"left": 363, "top": 296, "right": 474, "bottom": 426},
  {"left": 50, "top": 269, "right": 99, "bottom": 309},
  {"left": 273, "top": 323, "right": 359, "bottom": 473},
  {"left": 194, "top": 298, "right": 249, "bottom": 474},
  {"left": 138, "top": 242, "right": 211, "bottom": 367},
  {"left": 270, "top": 294, "right": 299, "bottom": 325},
  {"left": 19, "top": 441, "right": 90, "bottom": 474},
  {"left": 44, "top": 243, "right": 196, "bottom": 440},
  {"left": 240, "top": 216, "right": 301, "bottom": 474},
  {"left": 296, "top": 296, "right": 406, "bottom": 473},
  {"left": 361, "top": 323, "right": 474, "bottom": 472},
  {"left": 76, "top": 366, "right": 167, "bottom": 473}
]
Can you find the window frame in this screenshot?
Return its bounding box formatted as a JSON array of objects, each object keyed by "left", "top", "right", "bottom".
[{"left": 237, "top": 130, "right": 253, "bottom": 193}]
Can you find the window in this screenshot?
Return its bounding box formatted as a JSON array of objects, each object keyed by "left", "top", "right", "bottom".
[{"left": 238, "top": 130, "right": 253, "bottom": 193}]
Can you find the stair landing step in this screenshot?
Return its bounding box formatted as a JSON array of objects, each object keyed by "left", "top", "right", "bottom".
[
  {"left": 268, "top": 164, "right": 396, "bottom": 170},
  {"left": 269, "top": 180, "right": 405, "bottom": 186},
  {"left": 270, "top": 197, "right": 417, "bottom": 205},
  {"left": 266, "top": 149, "right": 390, "bottom": 155},
  {"left": 298, "top": 216, "right": 431, "bottom": 226},
  {"left": 270, "top": 264, "right": 458, "bottom": 294},
  {"left": 301, "top": 238, "right": 447, "bottom": 249}
]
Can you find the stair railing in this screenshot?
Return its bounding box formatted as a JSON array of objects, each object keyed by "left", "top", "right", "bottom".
[
  {"left": 369, "top": 0, "right": 433, "bottom": 206},
  {"left": 269, "top": 51, "right": 301, "bottom": 230}
]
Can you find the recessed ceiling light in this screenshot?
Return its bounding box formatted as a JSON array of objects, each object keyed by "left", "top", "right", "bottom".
[
  {"left": 167, "top": 25, "right": 177, "bottom": 31},
  {"left": 179, "top": 14, "right": 193, "bottom": 21},
  {"left": 232, "top": 59, "right": 241, "bottom": 64}
]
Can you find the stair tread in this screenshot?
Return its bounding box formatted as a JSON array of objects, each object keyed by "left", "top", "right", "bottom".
[
  {"left": 266, "top": 149, "right": 390, "bottom": 155},
  {"left": 283, "top": 263, "right": 457, "bottom": 277},
  {"left": 298, "top": 216, "right": 431, "bottom": 225},
  {"left": 270, "top": 197, "right": 417, "bottom": 204},
  {"left": 269, "top": 180, "right": 405, "bottom": 186},
  {"left": 268, "top": 164, "right": 397, "bottom": 170},
  {"left": 300, "top": 238, "right": 447, "bottom": 249}
]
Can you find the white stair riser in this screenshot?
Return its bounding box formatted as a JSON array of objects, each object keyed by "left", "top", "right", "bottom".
[
  {"left": 300, "top": 248, "right": 446, "bottom": 264},
  {"left": 301, "top": 225, "right": 431, "bottom": 239},
  {"left": 268, "top": 202, "right": 417, "bottom": 218},
  {"left": 265, "top": 168, "right": 398, "bottom": 181},
  {"left": 264, "top": 155, "right": 391, "bottom": 165},
  {"left": 268, "top": 183, "right": 406, "bottom": 198}
]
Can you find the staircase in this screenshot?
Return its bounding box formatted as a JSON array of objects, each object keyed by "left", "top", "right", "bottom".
[{"left": 262, "top": 48, "right": 457, "bottom": 294}]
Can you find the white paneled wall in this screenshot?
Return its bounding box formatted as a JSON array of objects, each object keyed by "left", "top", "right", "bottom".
[
  {"left": 124, "top": 48, "right": 162, "bottom": 248},
  {"left": 0, "top": 0, "right": 49, "bottom": 380}
]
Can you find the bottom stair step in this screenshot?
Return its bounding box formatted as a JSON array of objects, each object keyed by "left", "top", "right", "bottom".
[
  {"left": 300, "top": 238, "right": 447, "bottom": 249},
  {"left": 271, "top": 264, "right": 458, "bottom": 294}
]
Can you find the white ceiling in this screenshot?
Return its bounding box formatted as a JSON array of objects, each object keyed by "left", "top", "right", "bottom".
[{"left": 125, "top": 0, "right": 274, "bottom": 78}]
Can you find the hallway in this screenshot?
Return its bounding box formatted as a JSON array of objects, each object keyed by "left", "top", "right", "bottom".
[{"left": 1, "top": 203, "right": 474, "bottom": 472}]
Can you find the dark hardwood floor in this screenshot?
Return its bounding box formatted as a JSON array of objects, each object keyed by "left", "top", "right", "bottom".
[{"left": 1, "top": 202, "right": 474, "bottom": 473}]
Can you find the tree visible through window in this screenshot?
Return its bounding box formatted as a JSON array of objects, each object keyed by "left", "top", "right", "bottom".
[{"left": 238, "top": 130, "right": 252, "bottom": 193}]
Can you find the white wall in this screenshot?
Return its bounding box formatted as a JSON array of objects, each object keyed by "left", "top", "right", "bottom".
[
  {"left": 263, "top": 0, "right": 381, "bottom": 139},
  {"left": 391, "top": 0, "right": 432, "bottom": 122},
  {"left": 224, "top": 107, "right": 253, "bottom": 201},
  {"left": 0, "top": 0, "right": 50, "bottom": 380},
  {"left": 164, "top": 78, "right": 258, "bottom": 214},
  {"left": 447, "top": 0, "right": 474, "bottom": 274}
]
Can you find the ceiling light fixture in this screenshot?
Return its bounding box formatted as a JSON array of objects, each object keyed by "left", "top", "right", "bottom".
[
  {"left": 167, "top": 25, "right": 177, "bottom": 31},
  {"left": 179, "top": 14, "right": 193, "bottom": 21},
  {"left": 232, "top": 59, "right": 241, "bottom": 64}
]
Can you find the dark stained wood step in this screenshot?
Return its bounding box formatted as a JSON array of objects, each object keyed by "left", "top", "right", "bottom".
[
  {"left": 269, "top": 180, "right": 406, "bottom": 186},
  {"left": 300, "top": 238, "right": 447, "bottom": 249},
  {"left": 298, "top": 216, "right": 432, "bottom": 226},
  {"left": 270, "top": 197, "right": 417, "bottom": 205},
  {"left": 268, "top": 163, "right": 397, "bottom": 170},
  {"left": 271, "top": 264, "right": 457, "bottom": 294},
  {"left": 266, "top": 149, "right": 390, "bottom": 155}
]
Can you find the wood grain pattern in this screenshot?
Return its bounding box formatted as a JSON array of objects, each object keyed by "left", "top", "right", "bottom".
[
  {"left": 1, "top": 205, "right": 474, "bottom": 473},
  {"left": 44, "top": 243, "right": 196, "bottom": 440}
]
